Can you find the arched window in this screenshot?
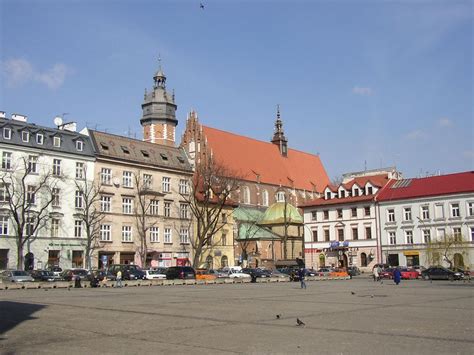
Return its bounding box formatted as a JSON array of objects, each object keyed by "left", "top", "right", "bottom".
[
  {"left": 206, "top": 255, "right": 213, "bottom": 269},
  {"left": 262, "top": 190, "right": 269, "bottom": 206},
  {"left": 319, "top": 254, "right": 325, "bottom": 268},
  {"left": 221, "top": 255, "right": 228, "bottom": 268},
  {"left": 276, "top": 191, "right": 285, "bottom": 202},
  {"left": 360, "top": 253, "right": 367, "bottom": 267},
  {"left": 243, "top": 186, "right": 250, "bottom": 204}
]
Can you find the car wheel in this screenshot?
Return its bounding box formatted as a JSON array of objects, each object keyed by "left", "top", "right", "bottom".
[
  {"left": 423, "top": 274, "right": 430, "bottom": 281},
  {"left": 448, "top": 274, "right": 454, "bottom": 281}
]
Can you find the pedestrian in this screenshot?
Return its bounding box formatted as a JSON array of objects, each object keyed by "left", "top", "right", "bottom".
[
  {"left": 373, "top": 266, "right": 379, "bottom": 282},
  {"left": 298, "top": 268, "right": 306, "bottom": 289},
  {"left": 115, "top": 270, "right": 123, "bottom": 288},
  {"left": 393, "top": 267, "right": 401, "bottom": 285}
]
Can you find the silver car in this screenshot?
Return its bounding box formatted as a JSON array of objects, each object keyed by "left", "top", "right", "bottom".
[{"left": 1, "top": 270, "right": 35, "bottom": 282}]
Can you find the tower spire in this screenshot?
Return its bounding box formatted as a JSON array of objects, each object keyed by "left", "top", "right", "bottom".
[{"left": 271, "top": 104, "right": 288, "bottom": 157}]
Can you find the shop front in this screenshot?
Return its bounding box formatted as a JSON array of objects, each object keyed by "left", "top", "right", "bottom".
[{"left": 403, "top": 250, "right": 420, "bottom": 267}]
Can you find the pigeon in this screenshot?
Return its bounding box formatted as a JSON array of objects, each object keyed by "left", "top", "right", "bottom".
[
  {"left": 370, "top": 295, "right": 374, "bottom": 298},
  {"left": 351, "top": 291, "right": 356, "bottom": 295},
  {"left": 296, "top": 318, "right": 305, "bottom": 326},
  {"left": 276, "top": 314, "right": 281, "bottom": 319}
]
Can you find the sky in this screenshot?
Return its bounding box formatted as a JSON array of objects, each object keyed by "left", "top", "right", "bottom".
[{"left": 1, "top": 0, "right": 472, "bottom": 181}]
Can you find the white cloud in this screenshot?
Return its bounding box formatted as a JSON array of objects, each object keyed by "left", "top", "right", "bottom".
[
  {"left": 404, "top": 129, "right": 428, "bottom": 140},
  {"left": 352, "top": 86, "right": 373, "bottom": 96},
  {"left": 437, "top": 117, "right": 453, "bottom": 127},
  {"left": 2, "top": 58, "right": 71, "bottom": 90}
]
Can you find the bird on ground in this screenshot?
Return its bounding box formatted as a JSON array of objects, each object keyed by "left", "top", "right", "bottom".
[
  {"left": 370, "top": 295, "right": 374, "bottom": 298},
  {"left": 351, "top": 291, "right": 356, "bottom": 295},
  {"left": 200, "top": 2, "right": 205, "bottom": 9},
  {"left": 276, "top": 314, "right": 281, "bottom": 319},
  {"left": 296, "top": 318, "right": 305, "bottom": 326}
]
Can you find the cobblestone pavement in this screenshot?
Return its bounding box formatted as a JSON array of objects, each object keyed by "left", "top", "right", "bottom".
[{"left": 0, "top": 277, "right": 473, "bottom": 354}]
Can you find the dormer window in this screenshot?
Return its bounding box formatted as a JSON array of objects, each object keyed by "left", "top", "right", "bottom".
[
  {"left": 141, "top": 150, "right": 149, "bottom": 158},
  {"left": 326, "top": 191, "right": 331, "bottom": 199},
  {"left": 276, "top": 191, "right": 285, "bottom": 202},
  {"left": 160, "top": 153, "right": 168, "bottom": 161},
  {"left": 22, "top": 131, "right": 29, "bottom": 142},
  {"left": 121, "top": 146, "right": 130, "bottom": 154},
  {"left": 353, "top": 189, "right": 359, "bottom": 197},
  {"left": 100, "top": 142, "right": 109, "bottom": 150},
  {"left": 367, "top": 186, "right": 373, "bottom": 195},
  {"left": 3, "top": 128, "right": 11, "bottom": 140},
  {"left": 177, "top": 156, "right": 185, "bottom": 163},
  {"left": 340, "top": 190, "right": 345, "bottom": 198},
  {"left": 36, "top": 133, "right": 44, "bottom": 145},
  {"left": 76, "top": 140, "right": 84, "bottom": 151},
  {"left": 53, "top": 137, "right": 61, "bottom": 148}
]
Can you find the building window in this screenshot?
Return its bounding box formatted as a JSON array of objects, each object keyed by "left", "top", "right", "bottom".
[
  {"left": 311, "top": 211, "right": 317, "bottom": 221},
  {"left": 423, "top": 230, "right": 431, "bottom": 243},
  {"left": 100, "top": 224, "right": 112, "bottom": 241},
  {"left": 340, "top": 190, "right": 345, "bottom": 198},
  {"left": 164, "top": 228, "right": 172, "bottom": 243},
  {"left": 180, "top": 203, "right": 189, "bottom": 219},
  {"left": 405, "top": 230, "right": 413, "bottom": 244},
  {"left": 28, "top": 155, "right": 38, "bottom": 173},
  {"left": 365, "top": 226, "right": 372, "bottom": 239},
  {"left": 150, "top": 200, "right": 159, "bottom": 215},
  {"left": 123, "top": 171, "right": 133, "bottom": 188},
  {"left": 437, "top": 228, "right": 446, "bottom": 239},
  {"left": 243, "top": 186, "right": 251, "bottom": 204},
  {"left": 221, "top": 232, "right": 226, "bottom": 245},
  {"left": 150, "top": 227, "right": 159, "bottom": 242},
  {"left": 143, "top": 174, "right": 153, "bottom": 189},
  {"left": 36, "top": 133, "right": 44, "bottom": 145},
  {"left": 451, "top": 203, "right": 460, "bottom": 218},
  {"left": 162, "top": 176, "right": 171, "bottom": 193},
  {"left": 121, "top": 226, "right": 132, "bottom": 242},
  {"left": 0, "top": 183, "right": 9, "bottom": 202},
  {"left": 312, "top": 230, "right": 318, "bottom": 242},
  {"left": 326, "top": 191, "right": 331, "bottom": 199},
  {"left": 352, "top": 227, "right": 358, "bottom": 240},
  {"left": 324, "top": 229, "right": 330, "bottom": 241},
  {"left": 52, "top": 188, "right": 60, "bottom": 207},
  {"left": 2, "top": 152, "right": 12, "bottom": 170},
  {"left": 337, "top": 229, "right": 344, "bottom": 241},
  {"left": 387, "top": 209, "right": 395, "bottom": 222},
  {"left": 179, "top": 179, "right": 189, "bottom": 194},
  {"left": 276, "top": 191, "right": 285, "bottom": 202},
  {"left": 52, "top": 159, "right": 61, "bottom": 176},
  {"left": 75, "top": 190, "right": 83, "bottom": 209},
  {"left": 221, "top": 213, "right": 227, "bottom": 223},
  {"left": 337, "top": 209, "right": 343, "bottom": 219},
  {"left": 389, "top": 231, "right": 396, "bottom": 245},
  {"left": 421, "top": 206, "right": 430, "bottom": 220},
  {"left": 351, "top": 208, "right": 357, "bottom": 218},
  {"left": 403, "top": 207, "right": 412, "bottom": 221},
  {"left": 122, "top": 198, "right": 133, "bottom": 214},
  {"left": 76, "top": 140, "right": 84, "bottom": 151},
  {"left": 0, "top": 216, "right": 8, "bottom": 235},
  {"left": 51, "top": 219, "right": 60, "bottom": 238},
  {"left": 164, "top": 201, "right": 171, "bottom": 217},
  {"left": 367, "top": 186, "right": 373, "bottom": 195},
  {"left": 75, "top": 162, "right": 84, "bottom": 179},
  {"left": 3, "top": 128, "right": 11, "bottom": 139},
  {"left": 22, "top": 131, "right": 29, "bottom": 142},
  {"left": 100, "top": 196, "right": 111, "bottom": 212},
  {"left": 353, "top": 189, "right": 359, "bottom": 197},
  {"left": 101, "top": 168, "right": 112, "bottom": 185},
  {"left": 453, "top": 227, "right": 462, "bottom": 241},
  {"left": 180, "top": 229, "right": 189, "bottom": 244},
  {"left": 364, "top": 206, "right": 371, "bottom": 217},
  {"left": 471, "top": 227, "right": 474, "bottom": 242},
  {"left": 25, "top": 217, "right": 35, "bottom": 236},
  {"left": 323, "top": 210, "right": 329, "bottom": 220},
  {"left": 468, "top": 202, "right": 474, "bottom": 216},
  {"left": 74, "top": 220, "right": 82, "bottom": 238},
  {"left": 27, "top": 185, "right": 36, "bottom": 204},
  {"left": 435, "top": 204, "right": 444, "bottom": 219},
  {"left": 262, "top": 190, "right": 269, "bottom": 206},
  {"left": 53, "top": 136, "right": 61, "bottom": 147}
]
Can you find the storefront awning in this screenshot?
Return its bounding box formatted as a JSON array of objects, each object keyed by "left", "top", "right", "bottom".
[{"left": 403, "top": 250, "right": 420, "bottom": 256}]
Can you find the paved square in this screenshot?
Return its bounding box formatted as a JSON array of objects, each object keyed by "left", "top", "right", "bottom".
[{"left": 1, "top": 278, "right": 473, "bottom": 354}]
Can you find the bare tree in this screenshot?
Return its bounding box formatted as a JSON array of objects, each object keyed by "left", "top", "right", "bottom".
[
  {"left": 0, "top": 157, "right": 60, "bottom": 269},
  {"left": 74, "top": 168, "right": 105, "bottom": 269},
  {"left": 425, "top": 232, "right": 470, "bottom": 269},
  {"left": 180, "top": 156, "right": 241, "bottom": 268}
]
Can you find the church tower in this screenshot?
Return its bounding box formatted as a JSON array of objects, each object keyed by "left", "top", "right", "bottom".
[
  {"left": 271, "top": 105, "right": 288, "bottom": 157},
  {"left": 140, "top": 58, "right": 177, "bottom": 146}
]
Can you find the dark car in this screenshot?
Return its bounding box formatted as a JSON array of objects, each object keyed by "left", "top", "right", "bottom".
[
  {"left": 421, "top": 266, "right": 464, "bottom": 281},
  {"left": 47, "top": 266, "right": 63, "bottom": 277},
  {"left": 107, "top": 264, "right": 146, "bottom": 280},
  {"left": 165, "top": 266, "right": 196, "bottom": 280},
  {"left": 347, "top": 266, "right": 361, "bottom": 277},
  {"left": 29, "top": 270, "right": 56, "bottom": 282},
  {"left": 242, "top": 268, "right": 270, "bottom": 278},
  {"left": 61, "top": 268, "right": 89, "bottom": 281},
  {"left": 277, "top": 267, "right": 301, "bottom": 281}
]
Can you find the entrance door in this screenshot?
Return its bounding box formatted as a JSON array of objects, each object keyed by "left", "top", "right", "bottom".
[
  {"left": 72, "top": 251, "right": 84, "bottom": 268},
  {"left": 0, "top": 249, "right": 8, "bottom": 269},
  {"left": 48, "top": 250, "right": 60, "bottom": 267},
  {"left": 120, "top": 252, "right": 135, "bottom": 265}
]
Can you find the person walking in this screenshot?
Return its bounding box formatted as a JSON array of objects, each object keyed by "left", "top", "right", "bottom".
[
  {"left": 373, "top": 266, "right": 379, "bottom": 282},
  {"left": 393, "top": 267, "right": 401, "bottom": 285},
  {"left": 115, "top": 270, "right": 123, "bottom": 288},
  {"left": 298, "top": 268, "right": 307, "bottom": 289}
]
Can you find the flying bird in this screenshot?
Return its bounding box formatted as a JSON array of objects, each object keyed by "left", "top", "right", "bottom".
[
  {"left": 200, "top": 2, "right": 205, "bottom": 9},
  {"left": 276, "top": 314, "right": 281, "bottom": 319},
  {"left": 296, "top": 318, "right": 305, "bottom": 326}
]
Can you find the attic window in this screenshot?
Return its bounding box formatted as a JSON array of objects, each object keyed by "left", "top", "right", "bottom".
[
  {"left": 100, "top": 142, "right": 109, "bottom": 150},
  {"left": 141, "top": 150, "right": 149, "bottom": 158},
  {"left": 121, "top": 146, "right": 130, "bottom": 154},
  {"left": 177, "top": 156, "right": 185, "bottom": 163},
  {"left": 160, "top": 153, "right": 168, "bottom": 161}
]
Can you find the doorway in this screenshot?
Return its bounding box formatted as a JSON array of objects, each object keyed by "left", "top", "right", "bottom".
[{"left": 0, "top": 249, "right": 8, "bottom": 269}]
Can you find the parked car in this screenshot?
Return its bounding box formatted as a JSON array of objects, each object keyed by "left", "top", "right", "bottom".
[
  {"left": 61, "top": 268, "right": 89, "bottom": 281},
  {"left": 421, "top": 267, "right": 464, "bottom": 281},
  {"left": 87, "top": 269, "right": 115, "bottom": 282},
  {"left": 225, "top": 269, "right": 251, "bottom": 279},
  {"left": 317, "top": 267, "right": 334, "bottom": 277},
  {"left": 107, "top": 264, "right": 146, "bottom": 280},
  {"left": 47, "top": 266, "right": 63, "bottom": 278},
  {"left": 210, "top": 269, "right": 228, "bottom": 278},
  {"left": 277, "top": 267, "right": 300, "bottom": 281},
  {"left": 29, "top": 270, "right": 56, "bottom": 282},
  {"left": 380, "top": 268, "right": 396, "bottom": 279},
  {"left": 195, "top": 269, "right": 217, "bottom": 280},
  {"left": 242, "top": 268, "right": 270, "bottom": 278},
  {"left": 412, "top": 265, "right": 426, "bottom": 273},
  {"left": 399, "top": 268, "right": 419, "bottom": 279},
  {"left": 1, "top": 270, "right": 35, "bottom": 283},
  {"left": 305, "top": 268, "right": 318, "bottom": 277},
  {"left": 166, "top": 266, "right": 196, "bottom": 280},
  {"left": 144, "top": 269, "right": 167, "bottom": 280},
  {"left": 347, "top": 266, "right": 361, "bottom": 277},
  {"left": 270, "top": 269, "right": 290, "bottom": 278}
]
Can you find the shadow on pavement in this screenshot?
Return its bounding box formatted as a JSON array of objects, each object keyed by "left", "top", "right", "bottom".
[{"left": 0, "top": 301, "right": 45, "bottom": 339}]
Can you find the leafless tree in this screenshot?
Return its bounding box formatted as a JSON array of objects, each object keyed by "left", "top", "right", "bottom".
[
  {"left": 74, "top": 167, "right": 105, "bottom": 269},
  {"left": 180, "top": 156, "right": 241, "bottom": 268},
  {"left": 425, "top": 232, "right": 470, "bottom": 269},
  {"left": 0, "top": 157, "right": 61, "bottom": 269}
]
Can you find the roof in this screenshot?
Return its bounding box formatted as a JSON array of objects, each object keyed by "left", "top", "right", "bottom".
[
  {"left": 377, "top": 171, "right": 474, "bottom": 202},
  {"left": 233, "top": 206, "right": 265, "bottom": 222},
  {"left": 259, "top": 202, "right": 303, "bottom": 226},
  {"left": 201, "top": 126, "right": 329, "bottom": 192},
  {"left": 88, "top": 130, "right": 193, "bottom": 173},
  {"left": 236, "top": 223, "right": 279, "bottom": 241},
  {"left": 341, "top": 174, "right": 389, "bottom": 189}
]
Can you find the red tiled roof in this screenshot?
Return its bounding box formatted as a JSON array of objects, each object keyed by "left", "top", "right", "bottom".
[
  {"left": 202, "top": 126, "right": 330, "bottom": 192},
  {"left": 342, "top": 174, "right": 388, "bottom": 189},
  {"left": 377, "top": 171, "right": 474, "bottom": 202},
  {"left": 299, "top": 194, "right": 375, "bottom": 208}
]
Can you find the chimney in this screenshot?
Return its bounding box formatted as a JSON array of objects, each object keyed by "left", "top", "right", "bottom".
[
  {"left": 12, "top": 113, "right": 27, "bottom": 122},
  {"left": 0, "top": 111, "right": 6, "bottom": 119},
  {"left": 63, "top": 122, "right": 77, "bottom": 132}
]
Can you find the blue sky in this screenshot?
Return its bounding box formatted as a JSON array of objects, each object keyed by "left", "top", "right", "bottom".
[{"left": 1, "top": 0, "right": 472, "bottom": 180}]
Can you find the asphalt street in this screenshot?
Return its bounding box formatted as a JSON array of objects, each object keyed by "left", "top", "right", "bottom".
[{"left": 0, "top": 277, "right": 472, "bottom": 354}]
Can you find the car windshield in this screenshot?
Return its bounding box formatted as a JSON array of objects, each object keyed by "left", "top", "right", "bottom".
[
  {"left": 74, "top": 269, "right": 88, "bottom": 275},
  {"left": 148, "top": 270, "right": 160, "bottom": 275},
  {"left": 12, "top": 271, "right": 29, "bottom": 276}
]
